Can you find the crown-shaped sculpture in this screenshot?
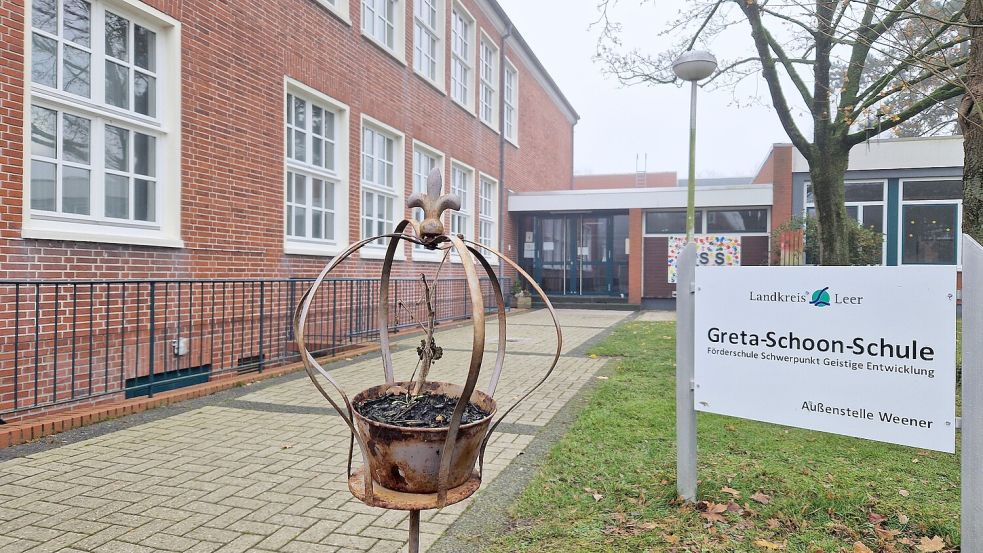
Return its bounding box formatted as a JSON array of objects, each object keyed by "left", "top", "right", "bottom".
[{"left": 294, "top": 168, "right": 562, "bottom": 553}]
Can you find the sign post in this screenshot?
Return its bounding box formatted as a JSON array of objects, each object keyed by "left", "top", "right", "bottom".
[
  {"left": 675, "top": 243, "right": 698, "bottom": 501},
  {"left": 963, "top": 235, "right": 983, "bottom": 550}
]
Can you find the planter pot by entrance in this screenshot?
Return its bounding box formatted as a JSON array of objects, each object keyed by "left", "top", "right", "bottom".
[
  {"left": 516, "top": 295, "right": 532, "bottom": 309},
  {"left": 352, "top": 381, "right": 497, "bottom": 494}
]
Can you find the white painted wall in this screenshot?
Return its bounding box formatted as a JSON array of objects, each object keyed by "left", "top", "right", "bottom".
[{"left": 792, "top": 136, "right": 964, "bottom": 173}]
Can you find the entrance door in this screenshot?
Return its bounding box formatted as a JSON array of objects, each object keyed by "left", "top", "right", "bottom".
[{"left": 569, "top": 216, "right": 610, "bottom": 295}]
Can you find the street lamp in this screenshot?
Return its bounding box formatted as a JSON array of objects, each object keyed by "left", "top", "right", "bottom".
[{"left": 672, "top": 50, "right": 717, "bottom": 241}]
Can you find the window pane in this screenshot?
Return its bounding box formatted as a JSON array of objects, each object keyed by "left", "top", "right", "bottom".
[
  {"left": 902, "top": 204, "right": 958, "bottom": 264},
  {"left": 903, "top": 180, "right": 962, "bottom": 201},
  {"left": 286, "top": 205, "right": 293, "bottom": 235},
  {"left": 134, "top": 25, "right": 156, "bottom": 71},
  {"left": 844, "top": 181, "right": 883, "bottom": 202},
  {"left": 862, "top": 205, "right": 884, "bottom": 233},
  {"left": 63, "top": 45, "right": 91, "bottom": 97},
  {"left": 134, "top": 133, "right": 155, "bottom": 176},
  {"left": 312, "top": 211, "right": 322, "bottom": 239},
  {"left": 324, "top": 212, "right": 334, "bottom": 240},
  {"left": 312, "top": 137, "right": 323, "bottom": 167},
  {"left": 62, "top": 113, "right": 90, "bottom": 163},
  {"left": 312, "top": 106, "right": 323, "bottom": 135},
  {"left": 846, "top": 205, "right": 859, "bottom": 220},
  {"left": 134, "top": 73, "right": 156, "bottom": 117},
  {"left": 31, "top": 105, "right": 57, "bottom": 158},
  {"left": 294, "top": 130, "right": 306, "bottom": 163},
  {"left": 285, "top": 172, "right": 293, "bottom": 202},
  {"left": 135, "top": 179, "right": 155, "bottom": 221},
  {"left": 105, "top": 61, "right": 129, "bottom": 109},
  {"left": 312, "top": 179, "right": 323, "bottom": 208},
  {"left": 63, "top": 0, "right": 91, "bottom": 47},
  {"left": 105, "top": 125, "right": 128, "bottom": 171},
  {"left": 294, "top": 97, "right": 305, "bottom": 128},
  {"left": 105, "top": 13, "right": 129, "bottom": 61},
  {"left": 295, "top": 173, "right": 306, "bottom": 207},
  {"left": 644, "top": 210, "right": 688, "bottom": 234},
  {"left": 31, "top": 33, "right": 57, "bottom": 87},
  {"left": 32, "top": 0, "right": 57, "bottom": 34},
  {"left": 706, "top": 209, "right": 768, "bottom": 233},
  {"left": 105, "top": 174, "right": 129, "bottom": 218},
  {"left": 31, "top": 160, "right": 56, "bottom": 211},
  {"left": 325, "top": 181, "right": 334, "bottom": 210},
  {"left": 62, "top": 166, "right": 90, "bottom": 215}
]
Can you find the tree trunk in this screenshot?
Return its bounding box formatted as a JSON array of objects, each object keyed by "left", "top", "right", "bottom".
[
  {"left": 808, "top": 150, "right": 852, "bottom": 265},
  {"left": 962, "top": 0, "right": 983, "bottom": 244}
]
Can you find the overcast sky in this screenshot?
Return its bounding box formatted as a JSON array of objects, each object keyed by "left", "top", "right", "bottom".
[{"left": 496, "top": 0, "right": 795, "bottom": 179}]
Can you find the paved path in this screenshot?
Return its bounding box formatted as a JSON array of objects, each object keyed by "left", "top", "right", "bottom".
[{"left": 0, "top": 309, "right": 630, "bottom": 553}]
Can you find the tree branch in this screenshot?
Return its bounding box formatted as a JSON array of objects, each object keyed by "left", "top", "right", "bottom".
[{"left": 847, "top": 82, "right": 966, "bottom": 145}]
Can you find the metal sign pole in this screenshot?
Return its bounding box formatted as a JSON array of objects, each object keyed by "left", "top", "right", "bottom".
[
  {"left": 963, "top": 234, "right": 983, "bottom": 550},
  {"left": 676, "top": 243, "right": 698, "bottom": 502}
]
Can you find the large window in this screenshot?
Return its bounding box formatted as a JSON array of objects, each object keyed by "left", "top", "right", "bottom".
[
  {"left": 412, "top": 142, "right": 444, "bottom": 259},
  {"left": 28, "top": 0, "right": 180, "bottom": 245},
  {"left": 450, "top": 4, "right": 474, "bottom": 110},
  {"left": 450, "top": 162, "right": 473, "bottom": 240},
  {"left": 503, "top": 59, "right": 518, "bottom": 143},
  {"left": 413, "top": 0, "right": 443, "bottom": 85},
  {"left": 644, "top": 210, "right": 703, "bottom": 235},
  {"left": 362, "top": 0, "right": 402, "bottom": 56},
  {"left": 479, "top": 35, "right": 498, "bottom": 128},
  {"left": 805, "top": 180, "right": 886, "bottom": 261},
  {"left": 478, "top": 175, "right": 497, "bottom": 250},
  {"left": 901, "top": 179, "right": 962, "bottom": 265},
  {"left": 361, "top": 120, "right": 402, "bottom": 247},
  {"left": 705, "top": 209, "right": 769, "bottom": 233},
  {"left": 285, "top": 85, "right": 347, "bottom": 253}
]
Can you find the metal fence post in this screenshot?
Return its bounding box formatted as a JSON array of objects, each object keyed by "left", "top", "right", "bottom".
[
  {"left": 148, "top": 282, "right": 156, "bottom": 398},
  {"left": 963, "top": 234, "right": 983, "bottom": 550},
  {"left": 676, "top": 242, "right": 698, "bottom": 502}
]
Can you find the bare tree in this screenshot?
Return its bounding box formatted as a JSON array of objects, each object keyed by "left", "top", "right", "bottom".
[
  {"left": 597, "top": 0, "right": 969, "bottom": 264},
  {"left": 961, "top": 0, "right": 982, "bottom": 243}
]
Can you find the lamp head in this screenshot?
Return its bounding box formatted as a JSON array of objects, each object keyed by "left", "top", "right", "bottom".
[{"left": 672, "top": 50, "right": 718, "bottom": 82}]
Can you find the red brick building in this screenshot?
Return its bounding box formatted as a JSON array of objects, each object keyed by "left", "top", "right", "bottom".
[{"left": 0, "top": 0, "right": 577, "bottom": 419}]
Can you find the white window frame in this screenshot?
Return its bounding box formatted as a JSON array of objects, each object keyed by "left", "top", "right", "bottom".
[
  {"left": 450, "top": 3, "right": 475, "bottom": 113},
  {"left": 361, "top": 0, "right": 406, "bottom": 64},
  {"left": 804, "top": 180, "right": 888, "bottom": 265},
  {"left": 412, "top": 0, "right": 445, "bottom": 91},
  {"left": 314, "top": 0, "right": 351, "bottom": 24},
  {"left": 411, "top": 140, "right": 446, "bottom": 262},
  {"left": 283, "top": 78, "right": 350, "bottom": 257},
  {"left": 23, "top": 0, "right": 182, "bottom": 247},
  {"left": 478, "top": 31, "right": 498, "bottom": 131},
  {"left": 477, "top": 172, "right": 498, "bottom": 264},
  {"left": 898, "top": 177, "right": 963, "bottom": 267},
  {"left": 503, "top": 57, "right": 518, "bottom": 145},
  {"left": 448, "top": 160, "right": 474, "bottom": 262},
  {"left": 359, "top": 115, "right": 406, "bottom": 260}
]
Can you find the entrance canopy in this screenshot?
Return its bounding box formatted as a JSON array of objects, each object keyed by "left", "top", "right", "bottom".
[{"left": 508, "top": 184, "right": 774, "bottom": 212}]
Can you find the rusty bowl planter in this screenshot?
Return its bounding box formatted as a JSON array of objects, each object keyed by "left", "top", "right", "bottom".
[{"left": 353, "top": 381, "right": 496, "bottom": 494}]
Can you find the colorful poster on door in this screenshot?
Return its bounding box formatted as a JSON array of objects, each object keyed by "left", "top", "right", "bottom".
[{"left": 668, "top": 235, "right": 741, "bottom": 283}]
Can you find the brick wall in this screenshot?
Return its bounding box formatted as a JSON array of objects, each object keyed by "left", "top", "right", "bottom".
[{"left": 0, "top": 0, "right": 575, "bottom": 281}]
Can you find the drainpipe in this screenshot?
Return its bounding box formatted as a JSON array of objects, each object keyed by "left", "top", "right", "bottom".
[{"left": 498, "top": 23, "right": 513, "bottom": 285}]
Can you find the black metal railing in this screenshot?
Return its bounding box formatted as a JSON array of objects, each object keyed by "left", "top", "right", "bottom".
[{"left": 0, "top": 277, "right": 510, "bottom": 418}]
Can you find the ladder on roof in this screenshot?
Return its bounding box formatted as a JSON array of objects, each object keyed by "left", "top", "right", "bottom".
[{"left": 635, "top": 153, "right": 647, "bottom": 187}]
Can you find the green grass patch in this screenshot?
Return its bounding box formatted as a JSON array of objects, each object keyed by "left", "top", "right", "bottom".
[{"left": 485, "top": 321, "right": 961, "bottom": 552}]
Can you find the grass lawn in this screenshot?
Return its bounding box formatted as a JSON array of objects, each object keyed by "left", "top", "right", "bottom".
[{"left": 484, "top": 320, "right": 962, "bottom": 552}]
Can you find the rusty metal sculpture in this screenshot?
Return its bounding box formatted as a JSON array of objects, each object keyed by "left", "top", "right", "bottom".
[{"left": 293, "top": 169, "right": 562, "bottom": 552}]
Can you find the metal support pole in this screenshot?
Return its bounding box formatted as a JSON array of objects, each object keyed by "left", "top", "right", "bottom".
[
  {"left": 408, "top": 510, "right": 421, "bottom": 553},
  {"left": 676, "top": 242, "right": 698, "bottom": 501},
  {"left": 962, "top": 234, "right": 983, "bottom": 550},
  {"left": 685, "top": 80, "right": 698, "bottom": 241}
]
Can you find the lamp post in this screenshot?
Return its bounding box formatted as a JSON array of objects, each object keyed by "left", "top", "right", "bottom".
[{"left": 672, "top": 50, "right": 718, "bottom": 241}]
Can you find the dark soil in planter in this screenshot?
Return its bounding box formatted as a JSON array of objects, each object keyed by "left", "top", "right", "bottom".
[{"left": 355, "top": 392, "right": 490, "bottom": 428}]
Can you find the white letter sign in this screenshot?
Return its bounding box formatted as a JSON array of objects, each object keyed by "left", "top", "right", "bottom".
[{"left": 694, "top": 266, "right": 957, "bottom": 452}]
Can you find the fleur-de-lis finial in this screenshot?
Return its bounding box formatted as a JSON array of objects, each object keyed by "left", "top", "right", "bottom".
[{"left": 407, "top": 168, "right": 461, "bottom": 248}]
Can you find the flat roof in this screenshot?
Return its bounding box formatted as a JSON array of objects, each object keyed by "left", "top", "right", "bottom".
[
  {"left": 508, "top": 184, "right": 774, "bottom": 212},
  {"left": 792, "top": 136, "right": 963, "bottom": 173}
]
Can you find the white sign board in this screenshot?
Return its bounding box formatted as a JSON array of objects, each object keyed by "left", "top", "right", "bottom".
[{"left": 694, "top": 266, "right": 957, "bottom": 452}]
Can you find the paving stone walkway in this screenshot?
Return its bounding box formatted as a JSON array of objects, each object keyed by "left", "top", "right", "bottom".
[{"left": 0, "top": 308, "right": 631, "bottom": 553}]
